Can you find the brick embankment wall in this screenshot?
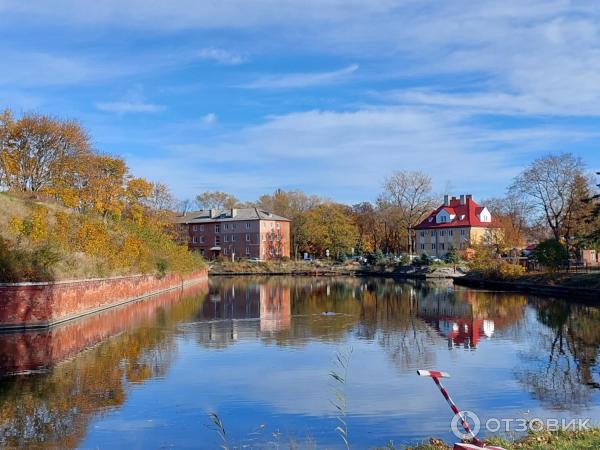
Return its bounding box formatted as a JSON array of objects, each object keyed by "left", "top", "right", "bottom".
[
  {"left": 0, "top": 280, "right": 208, "bottom": 375},
  {"left": 0, "top": 270, "right": 208, "bottom": 329}
]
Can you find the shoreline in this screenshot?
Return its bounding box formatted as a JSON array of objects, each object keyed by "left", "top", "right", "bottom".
[{"left": 454, "top": 275, "right": 600, "bottom": 302}]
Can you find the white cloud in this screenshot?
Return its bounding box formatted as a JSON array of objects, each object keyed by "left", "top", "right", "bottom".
[
  {"left": 240, "top": 64, "right": 359, "bottom": 89},
  {"left": 196, "top": 48, "right": 246, "bottom": 65},
  {"left": 95, "top": 101, "right": 164, "bottom": 114},
  {"left": 201, "top": 113, "right": 217, "bottom": 125}
]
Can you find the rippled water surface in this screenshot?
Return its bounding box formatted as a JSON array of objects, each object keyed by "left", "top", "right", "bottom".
[{"left": 1, "top": 276, "right": 600, "bottom": 449}]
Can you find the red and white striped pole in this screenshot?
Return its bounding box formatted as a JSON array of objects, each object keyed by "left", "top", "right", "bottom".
[{"left": 417, "top": 370, "right": 485, "bottom": 448}]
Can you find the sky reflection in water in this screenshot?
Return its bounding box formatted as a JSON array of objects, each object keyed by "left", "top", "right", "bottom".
[{"left": 1, "top": 276, "right": 600, "bottom": 449}]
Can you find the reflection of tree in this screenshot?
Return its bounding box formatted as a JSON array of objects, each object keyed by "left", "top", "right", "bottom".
[
  {"left": 516, "top": 300, "right": 600, "bottom": 410},
  {"left": 0, "top": 289, "right": 207, "bottom": 448}
]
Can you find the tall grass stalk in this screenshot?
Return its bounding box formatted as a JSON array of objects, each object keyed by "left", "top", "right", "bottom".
[
  {"left": 208, "top": 412, "right": 229, "bottom": 450},
  {"left": 329, "top": 347, "right": 353, "bottom": 450}
]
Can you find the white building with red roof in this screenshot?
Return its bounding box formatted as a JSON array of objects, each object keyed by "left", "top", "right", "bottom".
[{"left": 415, "top": 194, "right": 499, "bottom": 257}]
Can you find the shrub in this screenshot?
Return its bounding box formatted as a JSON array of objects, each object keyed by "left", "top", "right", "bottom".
[
  {"left": 156, "top": 259, "right": 168, "bottom": 278},
  {"left": 496, "top": 261, "right": 526, "bottom": 279},
  {"left": 532, "top": 239, "right": 568, "bottom": 272},
  {"left": 371, "top": 249, "right": 385, "bottom": 265}
]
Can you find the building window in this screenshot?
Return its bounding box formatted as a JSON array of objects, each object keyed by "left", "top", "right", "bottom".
[
  {"left": 431, "top": 230, "right": 436, "bottom": 237},
  {"left": 440, "top": 243, "right": 445, "bottom": 250},
  {"left": 276, "top": 223, "right": 280, "bottom": 229},
  {"left": 200, "top": 236, "right": 205, "bottom": 243},
  {"left": 192, "top": 225, "right": 198, "bottom": 231},
  {"left": 223, "top": 248, "right": 228, "bottom": 256},
  {"left": 246, "top": 234, "right": 250, "bottom": 242},
  {"left": 420, "top": 231, "right": 425, "bottom": 237},
  {"left": 245, "top": 247, "right": 250, "bottom": 255},
  {"left": 460, "top": 229, "right": 466, "bottom": 236},
  {"left": 440, "top": 230, "right": 445, "bottom": 236},
  {"left": 215, "top": 236, "right": 220, "bottom": 245},
  {"left": 231, "top": 235, "right": 236, "bottom": 242},
  {"left": 420, "top": 244, "right": 425, "bottom": 250},
  {"left": 192, "top": 236, "right": 198, "bottom": 243},
  {"left": 224, "top": 235, "right": 229, "bottom": 243},
  {"left": 431, "top": 243, "right": 436, "bottom": 250},
  {"left": 245, "top": 222, "right": 251, "bottom": 229},
  {"left": 200, "top": 225, "right": 204, "bottom": 231},
  {"left": 224, "top": 223, "right": 229, "bottom": 230},
  {"left": 449, "top": 230, "right": 453, "bottom": 236},
  {"left": 232, "top": 223, "right": 236, "bottom": 230},
  {"left": 215, "top": 224, "right": 220, "bottom": 233}
]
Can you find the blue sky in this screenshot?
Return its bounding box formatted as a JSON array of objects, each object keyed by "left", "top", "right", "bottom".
[{"left": 1, "top": 1, "right": 600, "bottom": 203}]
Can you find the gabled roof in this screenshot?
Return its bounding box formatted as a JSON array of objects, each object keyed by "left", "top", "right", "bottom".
[
  {"left": 174, "top": 208, "right": 290, "bottom": 224},
  {"left": 415, "top": 197, "right": 497, "bottom": 229}
]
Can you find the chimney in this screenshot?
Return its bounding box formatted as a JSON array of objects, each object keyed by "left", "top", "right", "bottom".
[
  {"left": 460, "top": 195, "right": 466, "bottom": 205},
  {"left": 210, "top": 208, "right": 218, "bottom": 218},
  {"left": 466, "top": 194, "right": 472, "bottom": 203},
  {"left": 230, "top": 208, "right": 237, "bottom": 218},
  {"left": 443, "top": 194, "right": 450, "bottom": 206}
]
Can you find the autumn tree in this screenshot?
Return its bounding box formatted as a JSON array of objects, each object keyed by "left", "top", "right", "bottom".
[
  {"left": 195, "top": 191, "right": 240, "bottom": 210},
  {"left": 587, "top": 172, "right": 600, "bottom": 243},
  {"left": 0, "top": 109, "right": 91, "bottom": 193},
  {"left": 483, "top": 194, "right": 530, "bottom": 250},
  {"left": 298, "top": 203, "right": 358, "bottom": 257},
  {"left": 257, "top": 188, "right": 322, "bottom": 259},
  {"left": 380, "top": 170, "right": 435, "bottom": 255},
  {"left": 351, "top": 202, "right": 381, "bottom": 253},
  {"left": 510, "top": 153, "right": 593, "bottom": 256}
]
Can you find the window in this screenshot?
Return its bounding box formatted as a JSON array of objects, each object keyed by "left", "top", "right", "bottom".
[
  {"left": 245, "top": 222, "right": 251, "bottom": 229},
  {"left": 262, "top": 222, "right": 266, "bottom": 229},
  {"left": 199, "top": 225, "right": 204, "bottom": 231},
  {"left": 224, "top": 235, "right": 229, "bottom": 243},
  {"left": 192, "top": 225, "right": 198, "bottom": 231},
  {"left": 232, "top": 223, "right": 236, "bottom": 230},
  {"left": 276, "top": 223, "right": 280, "bottom": 229},
  {"left": 246, "top": 234, "right": 250, "bottom": 242},
  {"left": 440, "top": 230, "right": 445, "bottom": 236},
  {"left": 449, "top": 230, "right": 453, "bottom": 236},
  {"left": 420, "top": 231, "right": 425, "bottom": 237},
  {"left": 262, "top": 234, "right": 266, "bottom": 242},
  {"left": 200, "top": 236, "right": 205, "bottom": 243},
  {"left": 224, "top": 223, "right": 229, "bottom": 230},
  {"left": 420, "top": 243, "right": 425, "bottom": 250},
  {"left": 192, "top": 236, "right": 198, "bottom": 243},
  {"left": 245, "top": 247, "right": 250, "bottom": 255},
  {"left": 231, "top": 235, "right": 236, "bottom": 242},
  {"left": 431, "top": 243, "right": 436, "bottom": 250},
  {"left": 440, "top": 243, "right": 445, "bottom": 250},
  {"left": 215, "top": 236, "right": 220, "bottom": 245},
  {"left": 431, "top": 230, "right": 436, "bottom": 237},
  {"left": 223, "top": 248, "right": 228, "bottom": 256},
  {"left": 215, "top": 224, "right": 220, "bottom": 233},
  {"left": 460, "top": 229, "right": 466, "bottom": 236}
]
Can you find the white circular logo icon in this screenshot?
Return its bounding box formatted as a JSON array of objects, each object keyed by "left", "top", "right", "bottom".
[{"left": 450, "top": 410, "right": 481, "bottom": 440}]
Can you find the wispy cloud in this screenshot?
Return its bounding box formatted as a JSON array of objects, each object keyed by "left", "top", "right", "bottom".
[
  {"left": 201, "top": 112, "right": 217, "bottom": 125},
  {"left": 95, "top": 101, "right": 164, "bottom": 113},
  {"left": 196, "top": 48, "right": 246, "bottom": 65},
  {"left": 239, "top": 64, "right": 359, "bottom": 89}
]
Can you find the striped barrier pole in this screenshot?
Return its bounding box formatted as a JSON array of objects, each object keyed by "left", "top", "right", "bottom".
[{"left": 417, "top": 370, "right": 485, "bottom": 448}]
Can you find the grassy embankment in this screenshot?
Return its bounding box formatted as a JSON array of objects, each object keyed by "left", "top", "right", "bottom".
[
  {"left": 403, "top": 429, "right": 600, "bottom": 449},
  {"left": 0, "top": 192, "right": 204, "bottom": 282}
]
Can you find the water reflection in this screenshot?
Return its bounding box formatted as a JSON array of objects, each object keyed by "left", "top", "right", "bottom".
[{"left": 1, "top": 277, "right": 600, "bottom": 448}]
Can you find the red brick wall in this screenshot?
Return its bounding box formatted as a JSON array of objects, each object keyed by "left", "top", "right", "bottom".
[
  {"left": 0, "top": 280, "right": 208, "bottom": 375},
  {"left": 0, "top": 270, "right": 208, "bottom": 328}
]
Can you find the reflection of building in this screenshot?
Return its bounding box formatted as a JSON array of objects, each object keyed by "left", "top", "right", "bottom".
[
  {"left": 196, "top": 283, "right": 291, "bottom": 347},
  {"left": 417, "top": 295, "right": 495, "bottom": 349}
]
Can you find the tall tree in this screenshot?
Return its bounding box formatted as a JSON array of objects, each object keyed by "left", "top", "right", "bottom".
[
  {"left": 298, "top": 203, "right": 358, "bottom": 257},
  {"left": 381, "top": 170, "right": 435, "bottom": 255},
  {"left": 195, "top": 191, "right": 240, "bottom": 210},
  {"left": 0, "top": 109, "right": 91, "bottom": 193},
  {"left": 257, "top": 189, "right": 322, "bottom": 258},
  {"left": 509, "top": 153, "right": 591, "bottom": 251}
]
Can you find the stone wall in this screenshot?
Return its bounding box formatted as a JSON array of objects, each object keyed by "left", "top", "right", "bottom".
[{"left": 0, "top": 270, "right": 208, "bottom": 329}]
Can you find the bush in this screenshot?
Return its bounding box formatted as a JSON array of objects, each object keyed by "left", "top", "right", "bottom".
[
  {"left": 0, "top": 239, "right": 61, "bottom": 282},
  {"left": 496, "top": 261, "right": 526, "bottom": 279},
  {"left": 156, "top": 259, "right": 168, "bottom": 278},
  {"left": 371, "top": 249, "right": 385, "bottom": 265},
  {"left": 532, "top": 239, "right": 568, "bottom": 272}
]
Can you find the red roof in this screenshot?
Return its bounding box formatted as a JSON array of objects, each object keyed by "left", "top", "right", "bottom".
[{"left": 415, "top": 197, "right": 497, "bottom": 229}]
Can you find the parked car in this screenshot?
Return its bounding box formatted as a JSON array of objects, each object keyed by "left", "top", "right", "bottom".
[{"left": 247, "top": 257, "right": 262, "bottom": 263}]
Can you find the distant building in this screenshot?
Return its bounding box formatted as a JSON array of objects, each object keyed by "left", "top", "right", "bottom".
[
  {"left": 174, "top": 208, "right": 290, "bottom": 260},
  {"left": 414, "top": 194, "right": 499, "bottom": 257}
]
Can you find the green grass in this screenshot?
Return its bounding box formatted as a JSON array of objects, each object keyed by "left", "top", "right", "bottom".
[{"left": 385, "top": 429, "right": 600, "bottom": 449}]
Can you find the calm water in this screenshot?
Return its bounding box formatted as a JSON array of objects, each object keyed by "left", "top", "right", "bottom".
[{"left": 1, "top": 276, "right": 600, "bottom": 449}]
